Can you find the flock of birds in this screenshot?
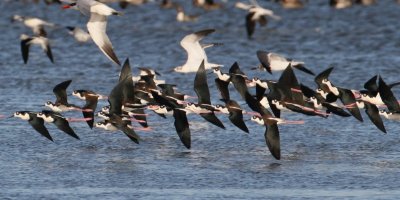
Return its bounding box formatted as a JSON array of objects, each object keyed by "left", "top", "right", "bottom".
[{"left": 7, "top": 0, "right": 400, "bottom": 160}]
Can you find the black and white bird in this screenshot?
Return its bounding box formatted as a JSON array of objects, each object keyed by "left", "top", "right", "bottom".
[
  {"left": 37, "top": 110, "right": 80, "bottom": 140},
  {"left": 355, "top": 100, "right": 386, "bottom": 133},
  {"left": 314, "top": 67, "right": 363, "bottom": 122},
  {"left": 62, "top": 0, "right": 123, "bottom": 66},
  {"left": 174, "top": 29, "right": 221, "bottom": 73},
  {"left": 20, "top": 34, "right": 54, "bottom": 64},
  {"left": 45, "top": 80, "right": 81, "bottom": 112},
  {"left": 72, "top": 90, "right": 107, "bottom": 100},
  {"left": 151, "top": 91, "right": 191, "bottom": 149},
  {"left": 191, "top": 60, "right": 225, "bottom": 129},
  {"left": 300, "top": 84, "right": 351, "bottom": 117},
  {"left": 80, "top": 94, "right": 98, "bottom": 129},
  {"left": 251, "top": 113, "right": 303, "bottom": 160},
  {"left": 13, "top": 111, "right": 53, "bottom": 141},
  {"left": 12, "top": 15, "right": 54, "bottom": 37},
  {"left": 377, "top": 76, "right": 400, "bottom": 113},
  {"left": 95, "top": 114, "right": 140, "bottom": 144},
  {"left": 215, "top": 100, "right": 249, "bottom": 133},
  {"left": 235, "top": 1, "right": 280, "bottom": 38},
  {"left": 212, "top": 66, "right": 231, "bottom": 101}
]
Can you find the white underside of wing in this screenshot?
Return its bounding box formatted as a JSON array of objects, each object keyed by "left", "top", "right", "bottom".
[
  {"left": 180, "top": 40, "right": 208, "bottom": 72},
  {"left": 268, "top": 53, "right": 290, "bottom": 71},
  {"left": 87, "top": 13, "right": 115, "bottom": 63}
]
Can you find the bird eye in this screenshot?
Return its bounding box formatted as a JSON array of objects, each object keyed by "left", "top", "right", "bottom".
[
  {"left": 311, "top": 97, "right": 315, "bottom": 100},
  {"left": 39, "top": 113, "right": 43, "bottom": 116},
  {"left": 216, "top": 105, "right": 221, "bottom": 108},
  {"left": 160, "top": 105, "right": 165, "bottom": 108},
  {"left": 16, "top": 112, "right": 20, "bottom": 115}
]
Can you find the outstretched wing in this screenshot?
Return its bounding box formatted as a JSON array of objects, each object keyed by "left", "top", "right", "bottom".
[{"left": 87, "top": 13, "right": 120, "bottom": 66}]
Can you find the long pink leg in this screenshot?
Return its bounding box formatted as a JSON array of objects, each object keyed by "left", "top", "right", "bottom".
[
  {"left": 130, "top": 118, "right": 147, "bottom": 123},
  {"left": 129, "top": 113, "right": 149, "bottom": 116},
  {"left": 343, "top": 103, "right": 356, "bottom": 109},
  {"left": 283, "top": 120, "right": 305, "bottom": 125},
  {"left": 67, "top": 117, "right": 93, "bottom": 122},
  {"left": 133, "top": 127, "right": 153, "bottom": 131},
  {"left": 71, "top": 107, "right": 93, "bottom": 112},
  {"left": 244, "top": 111, "right": 260, "bottom": 116},
  {"left": 291, "top": 88, "right": 302, "bottom": 93},
  {"left": 184, "top": 95, "right": 198, "bottom": 99}
]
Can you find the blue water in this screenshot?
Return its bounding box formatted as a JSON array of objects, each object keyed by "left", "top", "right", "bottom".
[{"left": 1, "top": 0, "right": 400, "bottom": 199}]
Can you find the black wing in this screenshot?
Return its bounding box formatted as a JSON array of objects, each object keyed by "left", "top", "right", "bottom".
[
  {"left": 245, "top": 12, "right": 256, "bottom": 39},
  {"left": 110, "top": 114, "right": 140, "bottom": 143},
  {"left": 215, "top": 78, "right": 230, "bottom": 101},
  {"left": 200, "top": 112, "right": 225, "bottom": 129},
  {"left": 54, "top": 117, "right": 80, "bottom": 140},
  {"left": 378, "top": 76, "right": 400, "bottom": 112},
  {"left": 121, "top": 127, "right": 140, "bottom": 144},
  {"left": 173, "top": 109, "right": 191, "bottom": 149},
  {"left": 364, "top": 101, "right": 386, "bottom": 134},
  {"left": 364, "top": 75, "right": 378, "bottom": 96},
  {"left": 265, "top": 124, "right": 280, "bottom": 160},
  {"left": 315, "top": 66, "right": 334, "bottom": 89},
  {"left": 291, "top": 63, "right": 314, "bottom": 75},
  {"left": 119, "top": 58, "right": 132, "bottom": 82},
  {"left": 20, "top": 38, "right": 32, "bottom": 64},
  {"left": 256, "top": 84, "right": 266, "bottom": 101},
  {"left": 194, "top": 60, "right": 211, "bottom": 105},
  {"left": 53, "top": 80, "right": 72, "bottom": 105},
  {"left": 82, "top": 95, "right": 98, "bottom": 129},
  {"left": 227, "top": 101, "right": 249, "bottom": 133},
  {"left": 338, "top": 87, "right": 363, "bottom": 122},
  {"left": 277, "top": 65, "right": 304, "bottom": 104},
  {"left": 108, "top": 78, "right": 125, "bottom": 116},
  {"left": 45, "top": 42, "right": 54, "bottom": 63},
  {"left": 28, "top": 113, "right": 53, "bottom": 142},
  {"left": 256, "top": 50, "right": 272, "bottom": 74},
  {"left": 323, "top": 103, "right": 351, "bottom": 117}
]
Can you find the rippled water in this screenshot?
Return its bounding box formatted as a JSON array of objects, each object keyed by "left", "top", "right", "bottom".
[{"left": 1, "top": 0, "right": 400, "bottom": 199}]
